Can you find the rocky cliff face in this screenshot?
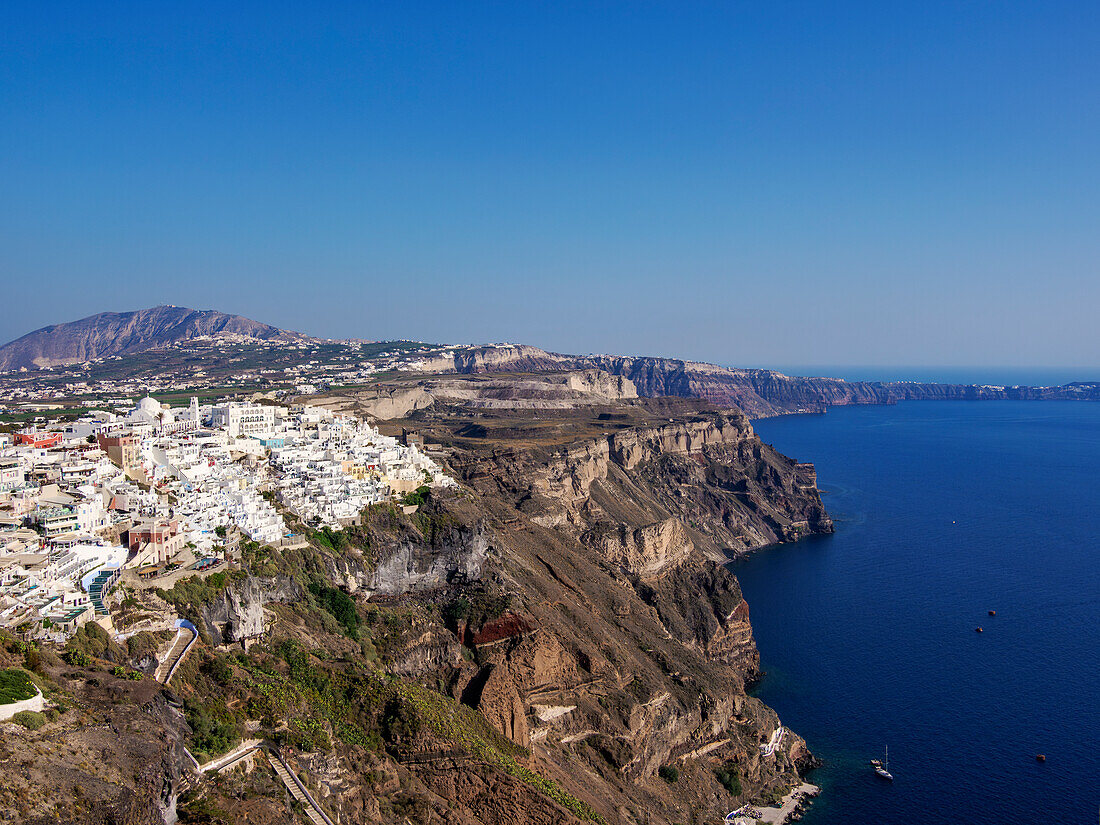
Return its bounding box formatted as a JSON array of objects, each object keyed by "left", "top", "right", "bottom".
[
  {"left": 0, "top": 673, "right": 192, "bottom": 825},
  {"left": 199, "top": 575, "right": 301, "bottom": 645},
  {"left": 316, "top": 370, "right": 639, "bottom": 420},
  {"left": 462, "top": 411, "right": 832, "bottom": 558},
  {"left": 413, "top": 345, "right": 1100, "bottom": 415},
  {"left": 330, "top": 521, "right": 492, "bottom": 597},
  {"left": 412, "top": 346, "right": 887, "bottom": 415},
  {"left": 0, "top": 305, "right": 305, "bottom": 371}
]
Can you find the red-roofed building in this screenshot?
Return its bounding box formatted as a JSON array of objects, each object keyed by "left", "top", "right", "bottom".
[{"left": 14, "top": 429, "right": 62, "bottom": 449}]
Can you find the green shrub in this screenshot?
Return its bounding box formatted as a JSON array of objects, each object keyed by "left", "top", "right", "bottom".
[
  {"left": 715, "top": 762, "right": 742, "bottom": 796},
  {"left": 184, "top": 698, "right": 242, "bottom": 759},
  {"left": 381, "top": 696, "right": 421, "bottom": 747},
  {"left": 11, "top": 710, "right": 46, "bottom": 730},
  {"left": 441, "top": 597, "right": 470, "bottom": 627},
  {"left": 202, "top": 656, "right": 234, "bottom": 686},
  {"left": 308, "top": 581, "right": 360, "bottom": 638},
  {"left": 127, "top": 631, "right": 159, "bottom": 659},
  {"left": 400, "top": 485, "right": 430, "bottom": 507},
  {"left": 309, "top": 526, "right": 349, "bottom": 553},
  {"left": 0, "top": 668, "right": 37, "bottom": 704},
  {"left": 658, "top": 765, "right": 679, "bottom": 783},
  {"left": 62, "top": 649, "right": 90, "bottom": 668},
  {"left": 65, "top": 623, "right": 111, "bottom": 659}
]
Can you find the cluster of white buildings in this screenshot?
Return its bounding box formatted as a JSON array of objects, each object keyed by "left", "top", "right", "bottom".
[
  {"left": 0, "top": 392, "right": 454, "bottom": 639},
  {"left": 0, "top": 522, "right": 128, "bottom": 641},
  {"left": 269, "top": 413, "right": 451, "bottom": 527}
]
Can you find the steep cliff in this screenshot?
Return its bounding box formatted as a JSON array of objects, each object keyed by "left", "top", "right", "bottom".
[
  {"left": 315, "top": 369, "right": 639, "bottom": 420},
  {"left": 0, "top": 658, "right": 193, "bottom": 825},
  {"left": 145, "top": 401, "right": 830, "bottom": 825},
  {"left": 413, "top": 345, "right": 1100, "bottom": 416}
]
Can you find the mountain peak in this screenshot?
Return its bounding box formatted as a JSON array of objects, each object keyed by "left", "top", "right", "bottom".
[{"left": 0, "top": 306, "right": 304, "bottom": 371}]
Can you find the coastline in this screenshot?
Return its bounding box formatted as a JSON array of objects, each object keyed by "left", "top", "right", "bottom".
[{"left": 729, "top": 783, "right": 822, "bottom": 825}]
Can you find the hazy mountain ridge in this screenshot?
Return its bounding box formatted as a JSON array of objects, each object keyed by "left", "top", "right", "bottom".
[{"left": 0, "top": 305, "right": 306, "bottom": 371}]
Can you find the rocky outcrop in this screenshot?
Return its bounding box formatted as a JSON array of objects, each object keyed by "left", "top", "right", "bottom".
[
  {"left": 359, "top": 522, "right": 490, "bottom": 596},
  {"left": 0, "top": 305, "right": 305, "bottom": 371},
  {"left": 0, "top": 677, "right": 193, "bottom": 825},
  {"left": 199, "top": 575, "right": 301, "bottom": 645},
  {"left": 338, "top": 386, "right": 436, "bottom": 420},
  {"left": 322, "top": 370, "right": 639, "bottom": 420},
  {"left": 591, "top": 518, "right": 694, "bottom": 579},
  {"left": 461, "top": 663, "right": 530, "bottom": 746}
]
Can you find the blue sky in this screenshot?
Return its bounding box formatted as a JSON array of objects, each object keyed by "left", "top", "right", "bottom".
[{"left": 2, "top": 1, "right": 1098, "bottom": 369}]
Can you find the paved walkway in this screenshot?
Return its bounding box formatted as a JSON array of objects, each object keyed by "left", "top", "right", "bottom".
[
  {"left": 757, "top": 783, "right": 820, "bottom": 824},
  {"left": 759, "top": 726, "right": 785, "bottom": 756},
  {"left": 198, "top": 738, "right": 264, "bottom": 773},
  {"left": 729, "top": 783, "right": 820, "bottom": 825},
  {"left": 154, "top": 621, "right": 197, "bottom": 684},
  {"left": 267, "top": 750, "right": 335, "bottom": 825}
]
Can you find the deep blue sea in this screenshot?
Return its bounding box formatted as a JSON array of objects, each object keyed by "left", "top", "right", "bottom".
[{"left": 735, "top": 401, "right": 1100, "bottom": 825}]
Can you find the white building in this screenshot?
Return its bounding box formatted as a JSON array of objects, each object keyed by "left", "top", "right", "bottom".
[
  {"left": 0, "top": 458, "right": 24, "bottom": 492},
  {"left": 210, "top": 403, "right": 278, "bottom": 438}
]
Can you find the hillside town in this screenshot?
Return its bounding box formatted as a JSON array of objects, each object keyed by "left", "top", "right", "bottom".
[
  {"left": 0, "top": 335, "right": 456, "bottom": 421},
  {"left": 0, "top": 393, "right": 453, "bottom": 642}
]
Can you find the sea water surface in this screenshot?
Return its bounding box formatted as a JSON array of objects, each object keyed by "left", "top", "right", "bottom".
[{"left": 735, "top": 401, "right": 1100, "bottom": 825}]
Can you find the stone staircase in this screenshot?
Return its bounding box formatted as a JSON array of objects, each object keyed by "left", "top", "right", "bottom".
[
  {"left": 154, "top": 623, "right": 197, "bottom": 684},
  {"left": 266, "top": 752, "right": 334, "bottom": 825}
]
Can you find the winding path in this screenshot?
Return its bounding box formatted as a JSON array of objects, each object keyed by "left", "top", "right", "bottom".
[
  {"left": 153, "top": 621, "right": 332, "bottom": 825},
  {"left": 154, "top": 620, "right": 198, "bottom": 685},
  {"left": 266, "top": 748, "right": 336, "bottom": 825},
  {"left": 759, "top": 726, "right": 785, "bottom": 757}
]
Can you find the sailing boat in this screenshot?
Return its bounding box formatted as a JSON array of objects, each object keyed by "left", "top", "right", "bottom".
[{"left": 870, "top": 746, "right": 893, "bottom": 780}]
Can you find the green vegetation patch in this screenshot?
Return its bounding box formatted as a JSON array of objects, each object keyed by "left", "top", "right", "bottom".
[
  {"left": 308, "top": 525, "right": 350, "bottom": 553},
  {"left": 715, "top": 762, "right": 742, "bottom": 796},
  {"left": 400, "top": 485, "right": 431, "bottom": 508},
  {"left": 11, "top": 710, "right": 46, "bottom": 730},
  {"left": 0, "top": 668, "right": 37, "bottom": 704},
  {"left": 308, "top": 582, "right": 360, "bottom": 638},
  {"left": 185, "top": 697, "right": 244, "bottom": 761}
]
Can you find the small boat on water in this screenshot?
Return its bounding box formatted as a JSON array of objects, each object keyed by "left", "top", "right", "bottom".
[{"left": 871, "top": 746, "right": 893, "bottom": 780}]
